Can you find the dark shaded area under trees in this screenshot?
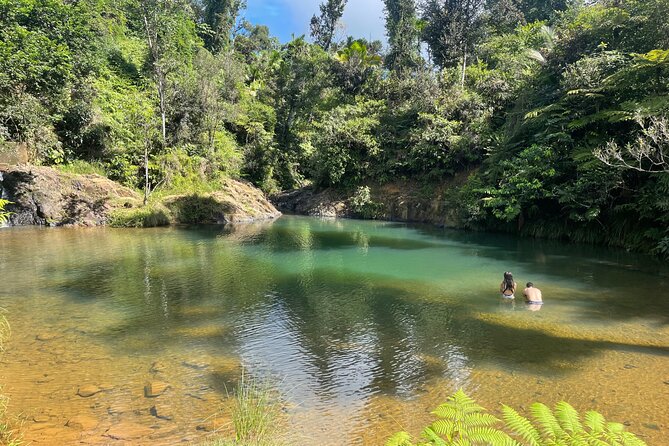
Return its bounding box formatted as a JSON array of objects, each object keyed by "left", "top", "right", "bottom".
[{"left": 0, "top": 0, "right": 668, "bottom": 255}]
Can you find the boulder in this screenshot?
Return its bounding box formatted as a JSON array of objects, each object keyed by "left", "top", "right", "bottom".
[
  {"left": 144, "top": 381, "right": 170, "bottom": 398},
  {"left": 0, "top": 165, "right": 139, "bottom": 226}
]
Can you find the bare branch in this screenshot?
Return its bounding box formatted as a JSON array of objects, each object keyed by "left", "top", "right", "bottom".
[{"left": 594, "top": 115, "right": 669, "bottom": 173}]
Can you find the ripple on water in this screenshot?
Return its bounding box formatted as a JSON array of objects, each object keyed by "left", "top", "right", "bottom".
[{"left": 0, "top": 218, "right": 667, "bottom": 444}]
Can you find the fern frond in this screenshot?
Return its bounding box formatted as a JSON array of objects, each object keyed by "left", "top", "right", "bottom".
[
  {"left": 421, "top": 427, "right": 448, "bottom": 446},
  {"left": 430, "top": 419, "right": 455, "bottom": 438},
  {"left": 461, "top": 412, "right": 500, "bottom": 427},
  {"left": 452, "top": 389, "right": 488, "bottom": 414},
  {"left": 530, "top": 402, "right": 565, "bottom": 439},
  {"left": 467, "top": 426, "right": 521, "bottom": 446},
  {"left": 555, "top": 401, "right": 583, "bottom": 434},
  {"left": 386, "top": 431, "right": 415, "bottom": 446},
  {"left": 606, "top": 422, "right": 625, "bottom": 433},
  {"left": 501, "top": 404, "right": 541, "bottom": 446},
  {"left": 619, "top": 431, "right": 648, "bottom": 446},
  {"left": 432, "top": 404, "right": 459, "bottom": 419},
  {"left": 584, "top": 411, "right": 606, "bottom": 433}
]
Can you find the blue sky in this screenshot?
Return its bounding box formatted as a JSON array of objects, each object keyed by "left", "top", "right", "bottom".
[{"left": 245, "top": 0, "right": 387, "bottom": 44}]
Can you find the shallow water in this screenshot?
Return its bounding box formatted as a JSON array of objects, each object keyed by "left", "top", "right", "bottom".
[{"left": 0, "top": 216, "right": 668, "bottom": 445}]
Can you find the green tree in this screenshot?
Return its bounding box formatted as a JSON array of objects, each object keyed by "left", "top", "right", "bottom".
[
  {"left": 383, "top": 0, "right": 422, "bottom": 72},
  {"left": 310, "top": 0, "right": 348, "bottom": 52},
  {"left": 201, "top": 0, "right": 246, "bottom": 53},
  {"left": 421, "top": 0, "right": 486, "bottom": 84},
  {"left": 137, "top": 0, "right": 201, "bottom": 142}
]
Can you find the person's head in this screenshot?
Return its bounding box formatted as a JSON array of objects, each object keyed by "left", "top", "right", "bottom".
[
  {"left": 503, "top": 272, "right": 514, "bottom": 288},
  {"left": 526, "top": 282, "right": 534, "bottom": 288}
]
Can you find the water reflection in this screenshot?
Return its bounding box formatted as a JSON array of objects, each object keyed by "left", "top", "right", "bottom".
[{"left": 0, "top": 217, "right": 668, "bottom": 444}]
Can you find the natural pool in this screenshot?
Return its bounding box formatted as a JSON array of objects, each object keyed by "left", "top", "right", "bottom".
[{"left": 0, "top": 216, "right": 667, "bottom": 445}]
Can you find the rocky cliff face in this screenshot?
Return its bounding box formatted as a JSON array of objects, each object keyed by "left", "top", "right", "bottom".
[
  {"left": 273, "top": 181, "right": 465, "bottom": 228},
  {"left": 0, "top": 165, "right": 280, "bottom": 227},
  {"left": 0, "top": 165, "right": 139, "bottom": 226}
]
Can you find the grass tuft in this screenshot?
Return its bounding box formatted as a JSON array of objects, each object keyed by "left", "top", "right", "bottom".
[
  {"left": 200, "top": 372, "right": 285, "bottom": 446},
  {"left": 55, "top": 160, "right": 108, "bottom": 177},
  {"left": 108, "top": 203, "right": 171, "bottom": 228}
]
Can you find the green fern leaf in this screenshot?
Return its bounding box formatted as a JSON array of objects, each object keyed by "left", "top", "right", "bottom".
[
  {"left": 430, "top": 419, "right": 455, "bottom": 437},
  {"left": 555, "top": 401, "right": 583, "bottom": 434},
  {"left": 461, "top": 412, "right": 500, "bottom": 427},
  {"left": 421, "top": 427, "right": 448, "bottom": 446},
  {"left": 432, "top": 404, "right": 459, "bottom": 420},
  {"left": 452, "top": 389, "right": 488, "bottom": 414},
  {"left": 606, "top": 422, "right": 625, "bottom": 433},
  {"left": 584, "top": 411, "right": 606, "bottom": 433},
  {"left": 467, "top": 426, "right": 521, "bottom": 446},
  {"left": 501, "top": 404, "right": 541, "bottom": 446},
  {"left": 619, "top": 431, "right": 648, "bottom": 446},
  {"left": 386, "top": 431, "right": 414, "bottom": 446},
  {"left": 530, "top": 402, "right": 565, "bottom": 439}
]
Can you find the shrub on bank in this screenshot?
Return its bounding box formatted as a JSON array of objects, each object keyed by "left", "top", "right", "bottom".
[{"left": 108, "top": 203, "right": 171, "bottom": 228}]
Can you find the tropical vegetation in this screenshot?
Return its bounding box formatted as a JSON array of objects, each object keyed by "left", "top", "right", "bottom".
[
  {"left": 0, "top": 0, "right": 667, "bottom": 254},
  {"left": 387, "top": 390, "right": 646, "bottom": 446}
]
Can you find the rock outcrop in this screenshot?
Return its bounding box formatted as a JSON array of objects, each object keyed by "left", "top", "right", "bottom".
[
  {"left": 273, "top": 179, "right": 470, "bottom": 227},
  {"left": 0, "top": 165, "right": 139, "bottom": 226},
  {"left": 0, "top": 165, "right": 281, "bottom": 227}
]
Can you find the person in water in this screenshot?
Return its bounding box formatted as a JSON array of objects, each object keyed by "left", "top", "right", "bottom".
[
  {"left": 523, "top": 282, "right": 543, "bottom": 305},
  {"left": 499, "top": 272, "right": 516, "bottom": 299}
]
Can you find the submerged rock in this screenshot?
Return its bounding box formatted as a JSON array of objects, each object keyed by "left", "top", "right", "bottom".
[
  {"left": 35, "top": 332, "right": 60, "bottom": 341},
  {"left": 77, "top": 385, "right": 102, "bottom": 397},
  {"left": 150, "top": 404, "right": 174, "bottom": 421},
  {"left": 105, "top": 422, "right": 153, "bottom": 440},
  {"left": 149, "top": 361, "right": 167, "bottom": 374},
  {"left": 144, "top": 381, "right": 170, "bottom": 397},
  {"left": 66, "top": 415, "right": 98, "bottom": 431}
]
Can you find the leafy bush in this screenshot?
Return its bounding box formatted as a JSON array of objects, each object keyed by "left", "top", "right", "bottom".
[
  {"left": 387, "top": 390, "right": 646, "bottom": 446},
  {"left": 349, "top": 186, "right": 384, "bottom": 219},
  {"left": 0, "top": 199, "right": 11, "bottom": 225}
]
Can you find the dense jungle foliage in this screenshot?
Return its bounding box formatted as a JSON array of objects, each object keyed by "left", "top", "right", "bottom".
[{"left": 1, "top": 0, "right": 668, "bottom": 254}]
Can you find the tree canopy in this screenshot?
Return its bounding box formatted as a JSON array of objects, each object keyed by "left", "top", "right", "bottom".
[{"left": 1, "top": 0, "right": 668, "bottom": 255}]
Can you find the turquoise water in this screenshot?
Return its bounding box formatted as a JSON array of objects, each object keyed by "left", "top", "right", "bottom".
[{"left": 0, "top": 216, "right": 667, "bottom": 444}]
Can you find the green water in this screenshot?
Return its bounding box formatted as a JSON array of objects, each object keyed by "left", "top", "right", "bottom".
[{"left": 0, "top": 216, "right": 668, "bottom": 444}]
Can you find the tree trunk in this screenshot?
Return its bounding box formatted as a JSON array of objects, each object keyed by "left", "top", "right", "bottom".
[
  {"left": 461, "top": 48, "right": 467, "bottom": 88},
  {"left": 144, "top": 140, "right": 149, "bottom": 206}
]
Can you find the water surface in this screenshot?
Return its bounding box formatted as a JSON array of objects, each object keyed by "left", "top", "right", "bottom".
[{"left": 0, "top": 216, "right": 668, "bottom": 444}]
